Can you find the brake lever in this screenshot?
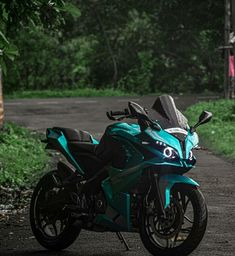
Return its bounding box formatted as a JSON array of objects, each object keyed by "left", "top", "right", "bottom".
[
  {"left": 106, "top": 112, "right": 133, "bottom": 121},
  {"left": 106, "top": 111, "right": 116, "bottom": 120},
  {"left": 116, "top": 116, "right": 126, "bottom": 121},
  {"left": 116, "top": 114, "right": 134, "bottom": 121}
]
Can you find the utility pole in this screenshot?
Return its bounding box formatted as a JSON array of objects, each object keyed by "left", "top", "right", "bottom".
[
  {"left": 231, "top": 0, "right": 235, "bottom": 98},
  {"left": 224, "top": 0, "right": 231, "bottom": 99}
]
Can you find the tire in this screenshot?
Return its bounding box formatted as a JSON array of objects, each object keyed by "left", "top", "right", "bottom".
[
  {"left": 30, "top": 171, "right": 81, "bottom": 251},
  {"left": 139, "top": 185, "right": 207, "bottom": 256}
]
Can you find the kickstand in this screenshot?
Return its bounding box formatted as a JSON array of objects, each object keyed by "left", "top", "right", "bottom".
[{"left": 116, "top": 232, "right": 130, "bottom": 251}]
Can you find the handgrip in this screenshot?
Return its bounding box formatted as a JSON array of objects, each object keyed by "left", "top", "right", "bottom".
[
  {"left": 106, "top": 108, "right": 129, "bottom": 121},
  {"left": 111, "top": 110, "right": 128, "bottom": 116}
]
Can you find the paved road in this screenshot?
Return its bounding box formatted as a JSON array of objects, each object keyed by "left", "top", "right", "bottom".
[
  {"left": 1, "top": 95, "right": 234, "bottom": 256},
  {"left": 4, "top": 95, "right": 218, "bottom": 136}
]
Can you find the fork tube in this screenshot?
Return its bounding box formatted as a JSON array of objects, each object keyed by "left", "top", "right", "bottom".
[{"left": 151, "top": 173, "right": 165, "bottom": 217}]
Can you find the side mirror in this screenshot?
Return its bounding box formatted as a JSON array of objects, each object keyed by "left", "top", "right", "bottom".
[
  {"left": 128, "top": 101, "right": 148, "bottom": 119},
  {"left": 190, "top": 111, "right": 212, "bottom": 133}
]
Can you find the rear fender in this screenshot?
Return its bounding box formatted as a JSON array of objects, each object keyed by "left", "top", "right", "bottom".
[
  {"left": 46, "top": 128, "right": 84, "bottom": 175},
  {"left": 57, "top": 161, "right": 76, "bottom": 176},
  {"left": 158, "top": 174, "right": 199, "bottom": 209}
]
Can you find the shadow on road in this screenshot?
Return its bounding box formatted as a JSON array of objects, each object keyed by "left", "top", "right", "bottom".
[{"left": 0, "top": 250, "right": 127, "bottom": 256}]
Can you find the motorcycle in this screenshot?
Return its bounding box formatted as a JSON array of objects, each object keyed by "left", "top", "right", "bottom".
[{"left": 30, "top": 95, "right": 212, "bottom": 256}]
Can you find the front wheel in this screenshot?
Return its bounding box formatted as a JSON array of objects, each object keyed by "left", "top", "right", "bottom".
[
  {"left": 30, "top": 171, "right": 81, "bottom": 251},
  {"left": 139, "top": 185, "right": 207, "bottom": 256}
]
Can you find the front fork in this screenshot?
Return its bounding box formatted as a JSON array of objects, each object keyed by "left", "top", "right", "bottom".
[
  {"left": 148, "top": 173, "right": 199, "bottom": 216},
  {"left": 148, "top": 173, "right": 166, "bottom": 217}
]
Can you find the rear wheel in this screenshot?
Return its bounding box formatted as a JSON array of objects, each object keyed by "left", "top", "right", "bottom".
[
  {"left": 139, "top": 185, "right": 207, "bottom": 256},
  {"left": 30, "top": 171, "right": 81, "bottom": 251}
]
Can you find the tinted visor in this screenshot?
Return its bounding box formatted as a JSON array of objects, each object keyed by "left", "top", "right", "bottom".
[{"left": 151, "top": 95, "right": 188, "bottom": 131}]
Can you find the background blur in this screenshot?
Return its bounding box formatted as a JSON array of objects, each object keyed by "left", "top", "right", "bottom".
[
  {"left": 2, "top": 1, "right": 224, "bottom": 95},
  {"left": 0, "top": 2, "right": 235, "bottom": 255}
]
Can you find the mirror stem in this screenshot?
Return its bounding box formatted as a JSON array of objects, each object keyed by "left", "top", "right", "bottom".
[{"left": 190, "top": 126, "right": 196, "bottom": 133}]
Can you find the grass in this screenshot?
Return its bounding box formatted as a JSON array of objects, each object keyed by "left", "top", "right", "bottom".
[
  {"left": 184, "top": 99, "right": 235, "bottom": 160},
  {"left": 5, "top": 88, "right": 134, "bottom": 99},
  {"left": 0, "top": 123, "right": 48, "bottom": 188},
  {"left": 5, "top": 88, "right": 221, "bottom": 100}
]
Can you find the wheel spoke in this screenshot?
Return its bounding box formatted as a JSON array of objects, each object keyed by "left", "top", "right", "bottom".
[
  {"left": 52, "top": 223, "right": 58, "bottom": 236},
  {"left": 184, "top": 215, "right": 193, "bottom": 224},
  {"left": 36, "top": 186, "right": 70, "bottom": 238},
  {"left": 39, "top": 215, "right": 46, "bottom": 222},
  {"left": 42, "top": 222, "right": 48, "bottom": 229},
  {"left": 181, "top": 227, "right": 192, "bottom": 233},
  {"left": 173, "top": 230, "right": 180, "bottom": 245},
  {"left": 59, "top": 220, "right": 64, "bottom": 233},
  {"left": 166, "top": 238, "right": 169, "bottom": 248},
  {"left": 183, "top": 198, "right": 190, "bottom": 212},
  {"left": 177, "top": 192, "right": 190, "bottom": 212},
  {"left": 41, "top": 216, "right": 50, "bottom": 229},
  {"left": 166, "top": 238, "right": 175, "bottom": 248}
]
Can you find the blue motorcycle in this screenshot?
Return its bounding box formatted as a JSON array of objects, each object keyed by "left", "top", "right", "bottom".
[{"left": 30, "top": 95, "right": 212, "bottom": 256}]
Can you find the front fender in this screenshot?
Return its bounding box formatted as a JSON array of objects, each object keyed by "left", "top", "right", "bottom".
[{"left": 158, "top": 174, "right": 199, "bottom": 209}]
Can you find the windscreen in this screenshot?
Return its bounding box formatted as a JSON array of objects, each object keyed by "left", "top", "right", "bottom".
[{"left": 151, "top": 95, "right": 188, "bottom": 130}]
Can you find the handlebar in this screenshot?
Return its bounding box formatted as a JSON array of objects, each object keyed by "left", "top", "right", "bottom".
[
  {"left": 111, "top": 109, "right": 129, "bottom": 116},
  {"left": 106, "top": 108, "right": 130, "bottom": 121},
  {"left": 106, "top": 102, "right": 161, "bottom": 131}
]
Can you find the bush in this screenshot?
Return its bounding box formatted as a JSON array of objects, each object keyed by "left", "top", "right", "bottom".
[
  {"left": 5, "top": 27, "right": 98, "bottom": 93},
  {"left": 118, "top": 51, "right": 156, "bottom": 94},
  {"left": 0, "top": 123, "right": 48, "bottom": 187},
  {"left": 185, "top": 100, "right": 235, "bottom": 160}
]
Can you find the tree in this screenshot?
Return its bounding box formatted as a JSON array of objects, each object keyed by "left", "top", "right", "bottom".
[
  {"left": 0, "top": 0, "right": 65, "bottom": 127},
  {"left": 3, "top": 1, "right": 226, "bottom": 97}
]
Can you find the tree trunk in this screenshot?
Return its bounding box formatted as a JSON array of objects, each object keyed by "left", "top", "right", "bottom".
[
  {"left": 0, "top": 69, "right": 4, "bottom": 129},
  {"left": 94, "top": 10, "right": 118, "bottom": 88},
  {"left": 231, "top": 0, "right": 235, "bottom": 98}
]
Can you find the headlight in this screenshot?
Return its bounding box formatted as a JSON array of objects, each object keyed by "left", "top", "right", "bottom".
[
  {"left": 154, "top": 141, "right": 179, "bottom": 160},
  {"left": 189, "top": 150, "right": 193, "bottom": 160},
  {"left": 163, "top": 147, "right": 178, "bottom": 159}
]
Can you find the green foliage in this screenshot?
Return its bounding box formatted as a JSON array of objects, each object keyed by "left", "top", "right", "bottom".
[
  {"left": 59, "top": 2, "right": 81, "bottom": 18},
  {"left": 0, "top": 0, "right": 66, "bottom": 73},
  {"left": 0, "top": 31, "right": 19, "bottom": 74},
  {"left": 5, "top": 27, "right": 98, "bottom": 92},
  {"left": 5, "top": 88, "right": 133, "bottom": 99},
  {"left": 118, "top": 51, "right": 156, "bottom": 94},
  {"left": 185, "top": 100, "right": 235, "bottom": 160},
  {"left": 0, "top": 123, "right": 48, "bottom": 187},
  {"left": 3, "top": 0, "right": 225, "bottom": 94}
]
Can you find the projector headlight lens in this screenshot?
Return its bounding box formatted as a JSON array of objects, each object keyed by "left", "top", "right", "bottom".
[{"left": 163, "top": 147, "right": 177, "bottom": 159}]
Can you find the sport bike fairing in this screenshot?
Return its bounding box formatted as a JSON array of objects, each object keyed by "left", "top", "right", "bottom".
[
  {"left": 93, "top": 120, "right": 199, "bottom": 231},
  {"left": 106, "top": 121, "right": 198, "bottom": 168},
  {"left": 45, "top": 96, "right": 200, "bottom": 232}
]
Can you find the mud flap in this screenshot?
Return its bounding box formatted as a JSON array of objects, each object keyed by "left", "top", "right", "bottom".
[{"left": 158, "top": 174, "right": 199, "bottom": 209}]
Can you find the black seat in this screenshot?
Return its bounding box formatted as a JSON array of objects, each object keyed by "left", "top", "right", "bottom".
[
  {"left": 68, "top": 142, "right": 96, "bottom": 154},
  {"left": 52, "top": 127, "right": 125, "bottom": 179},
  {"left": 53, "top": 127, "right": 92, "bottom": 142}
]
